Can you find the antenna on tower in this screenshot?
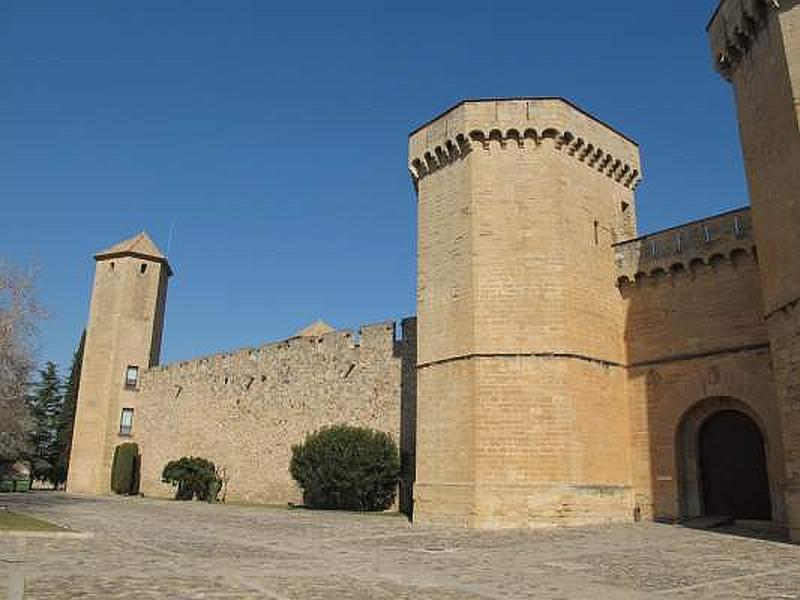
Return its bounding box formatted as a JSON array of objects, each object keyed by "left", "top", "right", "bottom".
[{"left": 167, "top": 222, "right": 176, "bottom": 256}]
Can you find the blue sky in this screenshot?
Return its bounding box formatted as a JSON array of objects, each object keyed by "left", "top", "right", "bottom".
[{"left": 2, "top": 1, "right": 746, "bottom": 371}]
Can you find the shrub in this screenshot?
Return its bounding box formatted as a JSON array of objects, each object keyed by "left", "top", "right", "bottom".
[
  {"left": 111, "top": 443, "right": 139, "bottom": 495},
  {"left": 290, "top": 424, "right": 400, "bottom": 511},
  {"left": 161, "top": 456, "right": 220, "bottom": 502}
]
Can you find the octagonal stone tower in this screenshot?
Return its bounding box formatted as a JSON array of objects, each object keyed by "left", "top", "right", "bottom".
[
  {"left": 67, "top": 232, "right": 171, "bottom": 495},
  {"left": 708, "top": 0, "right": 800, "bottom": 541},
  {"left": 409, "top": 98, "right": 642, "bottom": 528}
]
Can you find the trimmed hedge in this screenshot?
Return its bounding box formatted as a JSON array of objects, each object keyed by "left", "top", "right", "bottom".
[
  {"left": 290, "top": 425, "right": 400, "bottom": 511},
  {"left": 0, "top": 479, "right": 30, "bottom": 493},
  {"left": 111, "top": 443, "right": 139, "bottom": 495},
  {"left": 161, "top": 457, "right": 220, "bottom": 502}
]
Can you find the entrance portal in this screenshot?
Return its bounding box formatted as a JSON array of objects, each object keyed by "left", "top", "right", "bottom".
[{"left": 699, "top": 410, "right": 771, "bottom": 520}]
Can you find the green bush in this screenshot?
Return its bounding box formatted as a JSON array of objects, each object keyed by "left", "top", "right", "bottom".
[
  {"left": 290, "top": 425, "right": 400, "bottom": 511},
  {"left": 110, "top": 443, "right": 139, "bottom": 495},
  {"left": 161, "top": 457, "right": 220, "bottom": 502}
]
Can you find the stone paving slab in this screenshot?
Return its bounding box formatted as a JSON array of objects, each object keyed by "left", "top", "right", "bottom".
[{"left": 0, "top": 493, "right": 799, "bottom": 599}]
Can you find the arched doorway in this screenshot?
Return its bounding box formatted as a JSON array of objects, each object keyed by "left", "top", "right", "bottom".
[
  {"left": 677, "top": 398, "right": 775, "bottom": 522},
  {"left": 699, "top": 410, "right": 771, "bottom": 519}
]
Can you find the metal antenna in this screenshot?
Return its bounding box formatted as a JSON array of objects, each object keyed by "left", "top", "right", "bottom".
[{"left": 167, "top": 222, "right": 176, "bottom": 255}]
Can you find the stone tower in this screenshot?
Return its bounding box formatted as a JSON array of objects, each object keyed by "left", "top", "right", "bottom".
[
  {"left": 708, "top": 0, "right": 800, "bottom": 541},
  {"left": 67, "top": 232, "right": 171, "bottom": 494},
  {"left": 409, "top": 98, "right": 642, "bottom": 528}
]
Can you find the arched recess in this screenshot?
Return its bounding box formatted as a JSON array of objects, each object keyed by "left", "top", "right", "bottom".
[{"left": 676, "top": 397, "right": 776, "bottom": 521}]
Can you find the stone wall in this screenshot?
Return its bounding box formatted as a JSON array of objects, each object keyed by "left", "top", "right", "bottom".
[
  {"left": 130, "top": 319, "right": 416, "bottom": 506},
  {"left": 614, "top": 207, "right": 752, "bottom": 283},
  {"left": 618, "top": 216, "right": 784, "bottom": 523},
  {"left": 709, "top": 0, "right": 800, "bottom": 540},
  {"left": 67, "top": 243, "right": 170, "bottom": 496},
  {"left": 766, "top": 306, "right": 800, "bottom": 537},
  {"left": 411, "top": 98, "right": 641, "bottom": 528}
]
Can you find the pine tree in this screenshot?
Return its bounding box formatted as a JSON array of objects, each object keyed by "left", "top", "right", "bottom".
[
  {"left": 52, "top": 332, "right": 85, "bottom": 487},
  {"left": 28, "top": 361, "right": 63, "bottom": 484}
]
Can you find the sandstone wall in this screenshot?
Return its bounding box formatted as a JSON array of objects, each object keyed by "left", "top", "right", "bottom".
[
  {"left": 411, "top": 98, "right": 641, "bottom": 528},
  {"left": 766, "top": 306, "right": 800, "bottom": 536},
  {"left": 617, "top": 208, "right": 784, "bottom": 523},
  {"left": 709, "top": 0, "right": 800, "bottom": 540},
  {"left": 709, "top": 0, "right": 800, "bottom": 312},
  {"left": 68, "top": 251, "right": 169, "bottom": 495},
  {"left": 131, "top": 319, "right": 416, "bottom": 506}
]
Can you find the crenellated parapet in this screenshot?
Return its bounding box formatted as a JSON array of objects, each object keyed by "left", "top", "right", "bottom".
[
  {"left": 144, "top": 320, "right": 402, "bottom": 379},
  {"left": 615, "top": 207, "right": 755, "bottom": 287},
  {"left": 408, "top": 98, "right": 642, "bottom": 191},
  {"left": 707, "top": 0, "right": 781, "bottom": 81}
]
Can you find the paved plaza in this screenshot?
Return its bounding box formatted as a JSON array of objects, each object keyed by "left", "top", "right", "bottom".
[{"left": 1, "top": 493, "right": 799, "bottom": 599}]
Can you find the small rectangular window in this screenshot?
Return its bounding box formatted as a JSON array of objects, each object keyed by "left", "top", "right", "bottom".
[
  {"left": 734, "top": 216, "right": 744, "bottom": 237},
  {"left": 119, "top": 408, "right": 134, "bottom": 436},
  {"left": 125, "top": 366, "right": 139, "bottom": 388}
]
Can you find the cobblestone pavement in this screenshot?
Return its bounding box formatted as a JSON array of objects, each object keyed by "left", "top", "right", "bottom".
[{"left": 1, "top": 493, "right": 799, "bottom": 599}]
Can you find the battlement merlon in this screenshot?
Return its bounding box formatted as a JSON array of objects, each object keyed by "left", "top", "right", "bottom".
[
  {"left": 707, "top": 0, "right": 788, "bottom": 81},
  {"left": 408, "top": 97, "right": 642, "bottom": 190}
]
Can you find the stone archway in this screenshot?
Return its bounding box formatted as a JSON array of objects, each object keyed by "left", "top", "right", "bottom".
[{"left": 677, "top": 398, "right": 774, "bottom": 521}]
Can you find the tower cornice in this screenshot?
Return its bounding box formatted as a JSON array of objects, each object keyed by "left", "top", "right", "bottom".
[
  {"left": 708, "top": 0, "right": 786, "bottom": 81},
  {"left": 408, "top": 98, "right": 641, "bottom": 190}
]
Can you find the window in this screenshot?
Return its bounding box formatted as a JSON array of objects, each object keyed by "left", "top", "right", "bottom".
[
  {"left": 125, "top": 365, "right": 139, "bottom": 388},
  {"left": 734, "top": 215, "right": 745, "bottom": 237},
  {"left": 140, "top": 263, "right": 148, "bottom": 275},
  {"left": 119, "top": 408, "right": 134, "bottom": 436}
]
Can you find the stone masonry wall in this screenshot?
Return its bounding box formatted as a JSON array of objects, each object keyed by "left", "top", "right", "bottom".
[
  {"left": 709, "top": 0, "right": 800, "bottom": 540},
  {"left": 131, "top": 319, "right": 416, "bottom": 506},
  {"left": 411, "top": 98, "right": 641, "bottom": 528},
  {"left": 618, "top": 216, "right": 783, "bottom": 523},
  {"left": 67, "top": 252, "right": 169, "bottom": 496}
]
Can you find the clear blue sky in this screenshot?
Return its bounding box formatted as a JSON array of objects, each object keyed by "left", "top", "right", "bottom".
[{"left": 2, "top": 1, "right": 746, "bottom": 371}]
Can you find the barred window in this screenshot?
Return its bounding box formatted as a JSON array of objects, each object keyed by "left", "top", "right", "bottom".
[
  {"left": 125, "top": 366, "right": 139, "bottom": 388},
  {"left": 119, "top": 408, "right": 134, "bottom": 436}
]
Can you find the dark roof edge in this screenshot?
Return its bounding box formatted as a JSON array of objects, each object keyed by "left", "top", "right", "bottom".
[
  {"left": 408, "top": 97, "right": 639, "bottom": 147},
  {"left": 94, "top": 251, "right": 174, "bottom": 276},
  {"left": 707, "top": 0, "right": 725, "bottom": 30},
  {"left": 612, "top": 205, "right": 751, "bottom": 247}
]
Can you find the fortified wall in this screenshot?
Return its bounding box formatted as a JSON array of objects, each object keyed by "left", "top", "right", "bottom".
[
  {"left": 616, "top": 207, "right": 784, "bottom": 523},
  {"left": 708, "top": 0, "right": 800, "bottom": 540},
  {"left": 134, "top": 318, "right": 416, "bottom": 508},
  {"left": 410, "top": 98, "right": 643, "bottom": 528},
  {"left": 66, "top": 3, "right": 800, "bottom": 539}
]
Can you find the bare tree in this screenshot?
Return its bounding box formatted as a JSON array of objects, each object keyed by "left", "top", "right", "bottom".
[{"left": 0, "top": 261, "right": 43, "bottom": 474}]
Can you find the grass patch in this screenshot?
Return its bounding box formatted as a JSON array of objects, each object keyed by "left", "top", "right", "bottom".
[{"left": 0, "top": 510, "right": 63, "bottom": 532}]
